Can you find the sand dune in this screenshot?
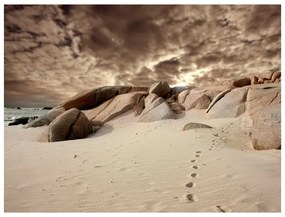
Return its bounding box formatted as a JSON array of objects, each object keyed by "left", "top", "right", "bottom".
[{"left": 4, "top": 110, "right": 280, "bottom": 212}]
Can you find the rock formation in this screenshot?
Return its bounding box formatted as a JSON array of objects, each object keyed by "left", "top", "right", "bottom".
[
  {"left": 22, "top": 72, "right": 281, "bottom": 149},
  {"left": 251, "top": 104, "right": 281, "bottom": 150},
  {"left": 137, "top": 97, "right": 177, "bottom": 122},
  {"left": 25, "top": 106, "right": 66, "bottom": 128},
  {"left": 207, "top": 87, "right": 248, "bottom": 118},
  {"left": 48, "top": 108, "right": 93, "bottom": 142},
  {"left": 86, "top": 91, "right": 148, "bottom": 125},
  {"left": 148, "top": 81, "right": 171, "bottom": 98}
]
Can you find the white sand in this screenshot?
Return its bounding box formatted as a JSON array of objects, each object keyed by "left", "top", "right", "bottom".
[{"left": 4, "top": 110, "right": 281, "bottom": 212}]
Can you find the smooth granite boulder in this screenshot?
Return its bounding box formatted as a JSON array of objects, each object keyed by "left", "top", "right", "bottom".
[
  {"left": 148, "top": 81, "right": 171, "bottom": 98},
  {"left": 48, "top": 108, "right": 93, "bottom": 142},
  {"left": 251, "top": 104, "right": 281, "bottom": 150}
]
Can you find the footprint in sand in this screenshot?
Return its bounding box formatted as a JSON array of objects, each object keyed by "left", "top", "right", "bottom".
[
  {"left": 190, "top": 173, "right": 198, "bottom": 178},
  {"left": 195, "top": 154, "right": 200, "bottom": 158},
  {"left": 213, "top": 205, "right": 232, "bottom": 212},
  {"left": 186, "top": 194, "right": 199, "bottom": 202},
  {"left": 193, "top": 166, "right": 199, "bottom": 169},
  {"left": 195, "top": 151, "right": 201, "bottom": 154},
  {"left": 190, "top": 160, "right": 197, "bottom": 163},
  {"left": 185, "top": 182, "right": 196, "bottom": 188}
]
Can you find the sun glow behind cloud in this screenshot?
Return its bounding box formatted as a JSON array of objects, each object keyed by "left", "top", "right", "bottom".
[{"left": 174, "top": 64, "right": 211, "bottom": 87}]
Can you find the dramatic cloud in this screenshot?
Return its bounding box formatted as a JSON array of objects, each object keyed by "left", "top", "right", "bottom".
[{"left": 4, "top": 5, "right": 281, "bottom": 107}]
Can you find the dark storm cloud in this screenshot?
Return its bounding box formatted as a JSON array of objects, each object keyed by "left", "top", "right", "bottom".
[
  {"left": 4, "top": 80, "right": 67, "bottom": 107},
  {"left": 4, "top": 5, "right": 281, "bottom": 106}
]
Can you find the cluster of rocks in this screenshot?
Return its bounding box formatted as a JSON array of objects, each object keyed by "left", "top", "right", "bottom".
[{"left": 24, "top": 72, "right": 281, "bottom": 150}]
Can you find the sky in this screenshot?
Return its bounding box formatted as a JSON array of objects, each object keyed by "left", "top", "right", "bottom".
[{"left": 4, "top": 5, "right": 281, "bottom": 107}]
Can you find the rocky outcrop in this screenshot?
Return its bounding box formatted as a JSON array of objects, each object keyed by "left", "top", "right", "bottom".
[
  {"left": 178, "top": 90, "right": 191, "bottom": 105},
  {"left": 148, "top": 81, "right": 171, "bottom": 98},
  {"left": 25, "top": 106, "right": 66, "bottom": 128},
  {"left": 251, "top": 104, "right": 281, "bottom": 150},
  {"left": 87, "top": 91, "right": 148, "bottom": 125},
  {"left": 183, "top": 122, "right": 212, "bottom": 130},
  {"left": 233, "top": 77, "right": 251, "bottom": 87},
  {"left": 206, "top": 88, "right": 232, "bottom": 113},
  {"left": 246, "top": 84, "right": 281, "bottom": 115},
  {"left": 207, "top": 87, "right": 248, "bottom": 118},
  {"left": 183, "top": 92, "right": 211, "bottom": 110},
  {"left": 168, "top": 101, "right": 185, "bottom": 114},
  {"left": 144, "top": 93, "right": 159, "bottom": 108},
  {"left": 8, "top": 116, "right": 38, "bottom": 126},
  {"left": 60, "top": 86, "right": 148, "bottom": 110},
  {"left": 138, "top": 97, "right": 176, "bottom": 122},
  {"left": 48, "top": 108, "right": 93, "bottom": 142}
]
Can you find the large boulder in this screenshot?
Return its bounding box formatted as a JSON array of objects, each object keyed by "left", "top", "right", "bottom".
[
  {"left": 271, "top": 71, "right": 281, "bottom": 83},
  {"left": 206, "top": 88, "right": 232, "bottom": 113},
  {"left": 246, "top": 84, "right": 280, "bottom": 115},
  {"left": 178, "top": 90, "right": 191, "bottom": 105},
  {"left": 148, "top": 81, "right": 171, "bottom": 98},
  {"left": 48, "top": 108, "right": 93, "bottom": 142},
  {"left": 251, "top": 104, "right": 281, "bottom": 150},
  {"left": 138, "top": 97, "right": 176, "bottom": 122},
  {"left": 25, "top": 106, "right": 66, "bottom": 128},
  {"left": 183, "top": 92, "right": 211, "bottom": 110},
  {"left": 207, "top": 87, "right": 249, "bottom": 118},
  {"left": 233, "top": 77, "right": 251, "bottom": 87},
  {"left": 60, "top": 86, "right": 148, "bottom": 110},
  {"left": 87, "top": 91, "right": 148, "bottom": 125}
]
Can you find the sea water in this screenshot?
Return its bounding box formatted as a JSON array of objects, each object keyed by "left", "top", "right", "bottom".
[{"left": 4, "top": 108, "right": 49, "bottom": 127}]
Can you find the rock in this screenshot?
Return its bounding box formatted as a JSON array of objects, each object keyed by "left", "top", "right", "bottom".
[
  {"left": 183, "top": 122, "right": 212, "bottom": 131},
  {"left": 48, "top": 108, "right": 93, "bottom": 142},
  {"left": 87, "top": 91, "right": 147, "bottom": 125},
  {"left": 233, "top": 77, "right": 251, "bottom": 87},
  {"left": 206, "top": 88, "right": 232, "bottom": 113},
  {"left": 25, "top": 106, "right": 66, "bottom": 128},
  {"left": 251, "top": 104, "right": 281, "bottom": 150},
  {"left": 8, "top": 116, "right": 38, "bottom": 126},
  {"left": 261, "top": 71, "right": 274, "bottom": 80},
  {"left": 41, "top": 107, "right": 53, "bottom": 110},
  {"left": 60, "top": 86, "right": 148, "bottom": 110},
  {"left": 144, "top": 93, "right": 159, "bottom": 108},
  {"left": 250, "top": 75, "right": 258, "bottom": 85},
  {"left": 168, "top": 102, "right": 185, "bottom": 114},
  {"left": 207, "top": 87, "right": 248, "bottom": 118},
  {"left": 133, "top": 95, "right": 145, "bottom": 117},
  {"left": 246, "top": 84, "right": 281, "bottom": 115},
  {"left": 271, "top": 71, "right": 281, "bottom": 83},
  {"left": 257, "top": 77, "right": 264, "bottom": 84},
  {"left": 138, "top": 97, "right": 176, "bottom": 122},
  {"left": 178, "top": 90, "right": 191, "bottom": 105},
  {"left": 183, "top": 92, "right": 211, "bottom": 110},
  {"left": 148, "top": 81, "right": 171, "bottom": 98}
]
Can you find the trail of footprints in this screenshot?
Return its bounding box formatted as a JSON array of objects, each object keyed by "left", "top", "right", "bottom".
[
  {"left": 184, "top": 150, "right": 201, "bottom": 203},
  {"left": 182, "top": 140, "right": 231, "bottom": 212}
]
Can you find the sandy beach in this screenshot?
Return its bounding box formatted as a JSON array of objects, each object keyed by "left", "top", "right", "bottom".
[{"left": 4, "top": 110, "right": 281, "bottom": 212}]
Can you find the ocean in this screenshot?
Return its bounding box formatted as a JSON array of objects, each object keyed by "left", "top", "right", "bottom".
[{"left": 4, "top": 108, "right": 49, "bottom": 127}]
